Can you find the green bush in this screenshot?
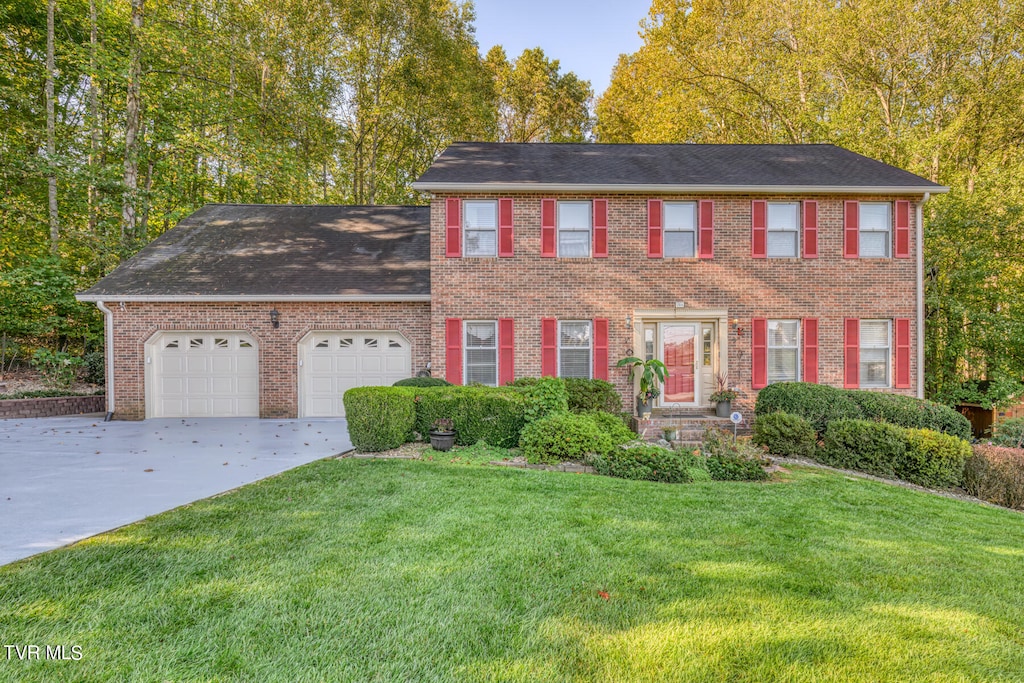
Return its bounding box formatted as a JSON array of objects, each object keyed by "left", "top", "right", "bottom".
[
  {"left": 752, "top": 412, "right": 818, "bottom": 459},
  {"left": 393, "top": 377, "right": 450, "bottom": 387},
  {"left": 964, "top": 445, "right": 1024, "bottom": 510},
  {"left": 989, "top": 417, "right": 1024, "bottom": 448},
  {"left": 563, "top": 378, "right": 623, "bottom": 414},
  {"left": 701, "top": 427, "right": 770, "bottom": 481},
  {"left": 820, "top": 419, "right": 906, "bottom": 477},
  {"left": 588, "top": 445, "right": 694, "bottom": 483},
  {"left": 31, "top": 348, "right": 84, "bottom": 390},
  {"left": 845, "top": 391, "right": 972, "bottom": 441},
  {"left": 755, "top": 382, "right": 863, "bottom": 434},
  {"left": 413, "top": 386, "right": 527, "bottom": 448},
  {"left": 510, "top": 377, "right": 570, "bottom": 422},
  {"left": 82, "top": 351, "right": 105, "bottom": 385},
  {"left": 585, "top": 410, "right": 636, "bottom": 445},
  {"left": 901, "top": 428, "right": 971, "bottom": 488},
  {"left": 519, "top": 412, "right": 612, "bottom": 465},
  {"left": 343, "top": 387, "right": 417, "bottom": 452}
]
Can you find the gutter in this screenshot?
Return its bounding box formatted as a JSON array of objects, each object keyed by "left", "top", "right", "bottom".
[
  {"left": 95, "top": 300, "right": 115, "bottom": 420},
  {"left": 76, "top": 294, "right": 432, "bottom": 303},
  {"left": 411, "top": 182, "right": 951, "bottom": 195},
  {"left": 917, "top": 194, "right": 930, "bottom": 399}
]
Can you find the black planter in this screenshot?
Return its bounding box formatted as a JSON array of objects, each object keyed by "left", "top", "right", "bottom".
[
  {"left": 429, "top": 430, "right": 456, "bottom": 451},
  {"left": 715, "top": 400, "right": 732, "bottom": 418},
  {"left": 636, "top": 397, "right": 653, "bottom": 418}
]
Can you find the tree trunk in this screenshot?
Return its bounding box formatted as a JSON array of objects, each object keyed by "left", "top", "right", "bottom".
[
  {"left": 87, "top": 0, "right": 100, "bottom": 237},
  {"left": 46, "top": 0, "right": 59, "bottom": 255},
  {"left": 122, "top": 0, "right": 145, "bottom": 245}
]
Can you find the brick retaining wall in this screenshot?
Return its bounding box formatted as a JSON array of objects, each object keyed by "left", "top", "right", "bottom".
[{"left": 0, "top": 395, "right": 106, "bottom": 419}]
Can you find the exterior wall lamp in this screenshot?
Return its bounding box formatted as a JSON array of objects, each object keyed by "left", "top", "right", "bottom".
[
  {"left": 270, "top": 309, "right": 280, "bottom": 329},
  {"left": 731, "top": 317, "right": 743, "bottom": 337}
]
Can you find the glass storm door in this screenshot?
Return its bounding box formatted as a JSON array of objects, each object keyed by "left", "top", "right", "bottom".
[{"left": 660, "top": 323, "right": 699, "bottom": 406}]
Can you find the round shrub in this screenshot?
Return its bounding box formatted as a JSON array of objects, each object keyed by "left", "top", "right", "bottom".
[
  {"left": 754, "top": 382, "right": 863, "bottom": 434},
  {"left": 900, "top": 428, "right": 971, "bottom": 488},
  {"left": 585, "top": 410, "right": 636, "bottom": 445},
  {"left": 752, "top": 412, "right": 817, "bottom": 459},
  {"left": 519, "top": 412, "right": 612, "bottom": 465},
  {"left": 563, "top": 378, "right": 623, "bottom": 414},
  {"left": 343, "top": 387, "right": 417, "bottom": 452},
  {"left": 589, "top": 445, "right": 694, "bottom": 483},
  {"left": 393, "top": 377, "right": 450, "bottom": 387},
  {"left": 821, "top": 419, "right": 906, "bottom": 477},
  {"left": 510, "top": 377, "right": 570, "bottom": 422},
  {"left": 989, "top": 417, "right": 1024, "bottom": 448},
  {"left": 845, "top": 390, "right": 971, "bottom": 441}
]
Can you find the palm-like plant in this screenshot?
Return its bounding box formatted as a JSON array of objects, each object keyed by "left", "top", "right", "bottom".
[{"left": 616, "top": 356, "right": 668, "bottom": 400}]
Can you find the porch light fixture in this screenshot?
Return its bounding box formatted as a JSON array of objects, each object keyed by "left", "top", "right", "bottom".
[
  {"left": 270, "top": 309, "right": 280, "bottom": 329},
  {"left": 731, "top": 317, "right": 743, "bottom": 337}
]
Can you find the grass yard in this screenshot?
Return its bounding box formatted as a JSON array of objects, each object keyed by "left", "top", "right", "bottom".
[{"left": 1, "top": 459, "right": 1023, "bottom": 682}]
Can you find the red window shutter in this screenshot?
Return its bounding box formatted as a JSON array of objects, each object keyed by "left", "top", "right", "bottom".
[
  {"left": 541, "top": 318, "right": 558, "bottom": 377},
  {"left": 498, "top": 198, "right": 514, "bottom": 257},
  {"left": 593, "top": 199, "right": 608, "bottom": 258},
  {"left": 647, "top": 199, "right": 663, "bottom": 258},
  {"left": 894, "top": 200, "right": 911, "bottom": 258},
  {"left": 802, "top": 318, "right": 819, "bottom": 384},
  {"left": 593, "top": 318, "right": 609, "bottom": 380},
  {"left": 541, "top": 198, "right": 557, "bottom": 258},
  {"left": 752, "top": 318, "right": 768, "bottom": 389},
  {"left": 751, "top": 200, "right": 767, "bottom": 258},
  {"left": 844, "top": 200, "right": 859, "bottom": 258},
  {"left": 698, "top": 200, "right": 714, "bottom": 258},
  {"left": 445, "top": 318, "right": 463, "bottom": 385},
  {"left": 894, "top": 318, "right": 911, "bottom": 388},
  {"left": 499, "top": 318, "right": 515, "bottom": 385},
  {"left": 844, "top": 318, "right": 860, "bottom": 388},
  {"left": 445, "top": 198, "right": 461, "bottom": 258},
  {"left": 803, "top": 200, "right": 818, "bottom": 259}
]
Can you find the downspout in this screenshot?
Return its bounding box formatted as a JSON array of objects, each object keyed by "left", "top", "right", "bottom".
[
  {"left": 95, "top": 300, "right": 115, "bottom": 420},
  {"left": 917, "top": 194, "right": 930, "bottom": 399}
]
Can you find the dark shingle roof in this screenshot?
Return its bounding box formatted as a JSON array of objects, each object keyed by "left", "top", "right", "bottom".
[
  {"left": 413, "top": 143, "right": 946, "bottom": 193},
  {"left": 78, "top": 204, "right": 429, "bottom": 300}
]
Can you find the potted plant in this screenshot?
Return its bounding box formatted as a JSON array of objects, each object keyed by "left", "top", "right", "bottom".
[
  {"left": 710, "top": 373, "right": 738, "bottom": 418},
  {"left": 616, "top": 356, "right": 668, "bottom": 419},
  {"left": 429, "top": 418, "right": 456, "bottom": 451}
]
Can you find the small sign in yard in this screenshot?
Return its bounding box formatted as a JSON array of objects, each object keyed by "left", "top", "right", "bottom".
[{"left": 730, "top": 411, "right": 743, "bottom": 439}]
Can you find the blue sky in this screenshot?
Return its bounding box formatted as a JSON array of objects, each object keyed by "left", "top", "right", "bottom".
[{"left": 471, "top": 0, "right": 652, "bottom": 97}]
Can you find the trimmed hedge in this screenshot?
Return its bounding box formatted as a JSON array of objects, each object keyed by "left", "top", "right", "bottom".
[
  {"left": 343, "top": 387, "right": 417, "bottom": 452},
  {"left": 393, "top": 377, "right": 451, "bottom": 387},
  {"left": 413, "top": 387, "right": 527, "bottom": 448},
  {"left": 585, "top": 410, "right": 636, "bottom": 445},
  {"left": 820, "top": 419, "right": 906, "bottom": 477},
  {"left": 754, "top": 383, "right": 862, "bottom": 433},
  {"left": 589, "top": 445, "right": 694, "bottom": 483},
  {"left": 563, "top": 378, "right": 623, "bottom": 414},
  {"left": 901, "top": 428, "right": 971, "bottom": 488},
  {"left": 844, "top": 391, "right": 971, "bottom": 441},
  {"left": 752, "top": 412, "right": 818, "bottom": 459},
  {"left": 964, "top": 445, "right": 1024, "bottom": 509},
  {"left": 519, "top": 412, "right": 612, "bottom": 465}
]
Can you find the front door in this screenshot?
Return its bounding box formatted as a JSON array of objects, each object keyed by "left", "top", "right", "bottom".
[{"left": 660, "top": 323, "right": 699, "bottom": 407}]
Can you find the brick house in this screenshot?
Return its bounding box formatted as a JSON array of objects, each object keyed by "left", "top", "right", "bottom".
[{"left": 78, "top": 143, "right": 946, "bottom": 420}]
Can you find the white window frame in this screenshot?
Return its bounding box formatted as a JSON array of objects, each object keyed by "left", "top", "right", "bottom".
[
  {"left": 463, "top": 200, "right": 498, "bottom": 258},
  {"left": 558, "top": 320, "right": 592, "bottom": 379},
  {"left": 767, "top": 202, "right": 799, "bottom": 258},
  {"left": 859, "top": 319, "right": 891, "bottom": 388},
  {"left": 464, "top": 320, "right": 498, "bottom": 387},
  {"left": 767, "top": 319, "right": 800, "bottom": 384},
  {"left": 859, "top": 202, "right": 891, "bottom": 258},
  {"left": 663, "top": 201, "right": 697, "bottom": 258},
  {"left": 557, "top": 201, "right": 592, "bottom": 258}
]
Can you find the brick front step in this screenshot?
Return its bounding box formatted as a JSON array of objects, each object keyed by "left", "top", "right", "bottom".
[{"left": 630, "top": 412, "right": 748, "bottom": 443}]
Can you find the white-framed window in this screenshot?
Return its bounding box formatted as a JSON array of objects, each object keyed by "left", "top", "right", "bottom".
[
  {"left": 464, "top": 321, "right": 498, "bottom": 386},
  {"left": 859, "top": 202, "right": 891, "bottom": 258},
  {"left": 559, "top": 321, "right": 592, "bottom": 378},
  {"left": 464, "top": 200, "right": 497, "bottom": 257},
  {"left": 860, "top": 320, "right": 891, "bottom": 388},
  {"left": 768, "top": 320, "right": 800, "bottom": 384},
  {"left": 664, "top": 201, "right": 697, "bottom": 257},
  {"left": 767, "top": 202, "right": 799, "bottom": 257},
  {"left": 557, "top": 201, "right": 591, "bottom": 258}
]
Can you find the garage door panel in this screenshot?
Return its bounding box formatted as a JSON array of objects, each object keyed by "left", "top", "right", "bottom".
[
  {"left": 385, "top": 356, "right": 409, "bottom": 373},
  {"left": 147, "top": 332, "right": 258, "bottom": 418},
  {"left": 359, "top": 357, "right": 382, "bottom": 373},
  {"left": 185, "top": 356, "right": 210, "bottom": 374}
]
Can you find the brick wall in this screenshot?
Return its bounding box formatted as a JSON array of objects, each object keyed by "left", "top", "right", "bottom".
[
  {"left": 430, "top": 193, "right": 921, "bottom": 415},
  {"left": 0, "top": 395, "right": 106, "bottom": 419},
  {"left": 106, "top": 301, "right": 430, "bottom": 419}
]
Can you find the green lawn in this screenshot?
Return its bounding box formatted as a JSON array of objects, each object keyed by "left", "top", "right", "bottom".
[{"left": 1, "top": 459, "right": 1022, "bottom": 682}]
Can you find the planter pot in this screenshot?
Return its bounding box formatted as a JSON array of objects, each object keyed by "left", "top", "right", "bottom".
[
  {"left": 637, "top": 397, "right": 653, "bottom": 419},
  {"left": 429, "top": 430, "right": 456, "bottom": 452},
  {"left": 662, "top": 428, "right": 678, "bottom": 441},
  {"left": 715, "top": 401, "right": 732, "bottom": 418}
]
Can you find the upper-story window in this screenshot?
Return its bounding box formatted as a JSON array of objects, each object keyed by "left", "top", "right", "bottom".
[
  {"left": 559, "top": 321, "right": 592, "bottom": 378},
  {"left": 767, "top": 202, "right": 799, "bottom": 258},
  {"left": 558, "top": 201, "right": 591, "bottom": 258},
  {"left": 664, "top": 202, "right": 697, "bottom": 258},
  {"left": 464, "top": 200, "right": 497, "bottom": 257},
  {"left": 859, "top": 202, "right": 891, "bottom": 258}
]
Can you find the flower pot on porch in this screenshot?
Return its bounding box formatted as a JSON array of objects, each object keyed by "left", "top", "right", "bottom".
[
  {"left": 429, "top": 430, "right": 456, "bottom": 451},
  {"left": 715, "top": 401, "right": 732, "bottom": 418},
  {"left": 637, "top": 397, "right": 653, "bottom": 419}
]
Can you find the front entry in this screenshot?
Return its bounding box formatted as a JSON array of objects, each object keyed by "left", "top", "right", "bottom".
[{"left": 660, "top": 323, "right": 699, "bottom": 406}]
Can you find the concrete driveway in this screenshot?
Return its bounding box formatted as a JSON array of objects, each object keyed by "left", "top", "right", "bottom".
[{"left": 0, "top": 416, "right": 352, "bottom": 566}]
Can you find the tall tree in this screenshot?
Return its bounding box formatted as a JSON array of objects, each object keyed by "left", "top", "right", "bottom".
[{"left": 45, "top": 0, "right": 58, "bottom": 253}]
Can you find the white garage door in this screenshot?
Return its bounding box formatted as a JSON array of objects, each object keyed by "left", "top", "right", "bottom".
[
  {"left": 146, "top": 332, "right": 259, "bottom": 418},
  {"left": 299, "top": 331, "right": 412, "bottom": 417}
]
